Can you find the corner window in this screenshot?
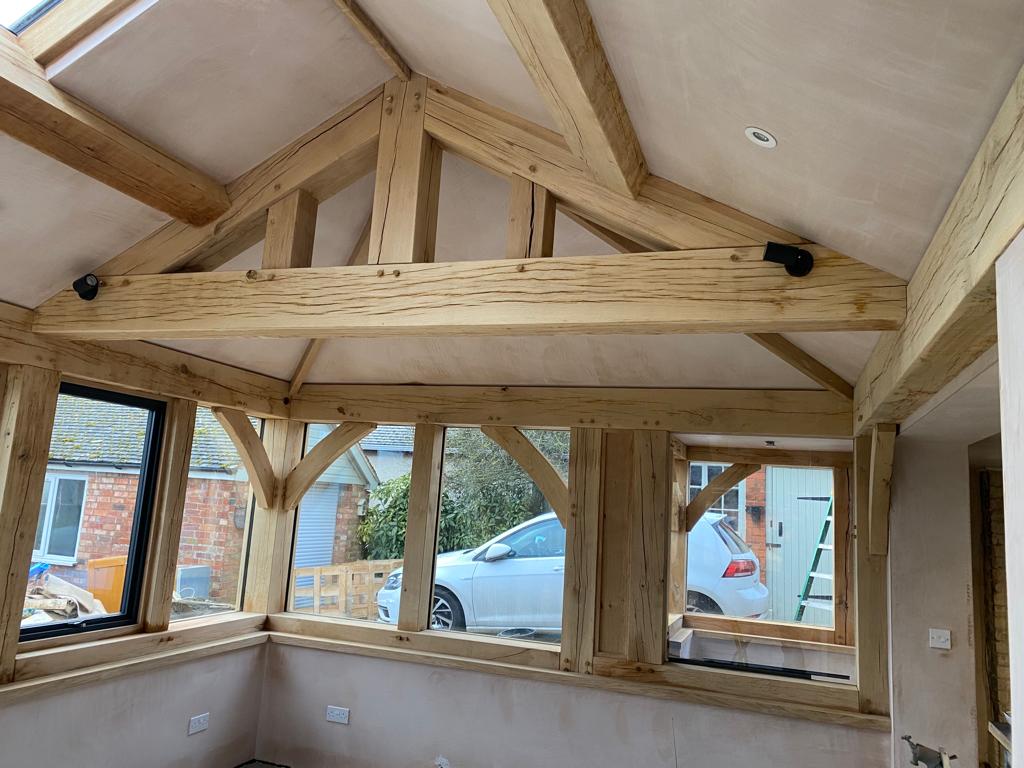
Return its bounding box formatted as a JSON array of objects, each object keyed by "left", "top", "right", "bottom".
[{"left": 21, "top": 383, "right": 165, "bottom": 639}]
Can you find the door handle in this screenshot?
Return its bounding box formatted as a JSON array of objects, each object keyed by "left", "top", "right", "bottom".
[{"left": 553, "top": 565, "right": 564, "bottom": 573}]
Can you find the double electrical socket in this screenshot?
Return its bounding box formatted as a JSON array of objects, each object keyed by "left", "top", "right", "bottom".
[
  {"left": 188, "top": 712, "right": 210, "bottom": 736},
  {"left": 326, "top": 705, "right": 350, "bottom": 725}
]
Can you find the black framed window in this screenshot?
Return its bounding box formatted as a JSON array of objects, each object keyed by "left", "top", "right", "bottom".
[{"left": 20, "top": 382, "right": 165, "bottom": 640}]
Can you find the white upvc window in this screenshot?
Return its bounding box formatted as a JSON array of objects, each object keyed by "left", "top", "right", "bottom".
[{"left": 32, "top": 472, "right": 88, "bottom": 566}]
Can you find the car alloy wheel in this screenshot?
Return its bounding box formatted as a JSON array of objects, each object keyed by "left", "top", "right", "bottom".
[{"left": 431, "top": 593, "right": 455, "bottom": 630}]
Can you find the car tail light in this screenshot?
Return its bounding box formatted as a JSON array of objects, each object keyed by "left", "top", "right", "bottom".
[{"left": 722, "top": 558, "right": 756, "bottom": 578}]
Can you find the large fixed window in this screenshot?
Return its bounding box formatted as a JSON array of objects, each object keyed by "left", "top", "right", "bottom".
[
  {"left": 170, "top": 407, "right": 258, "bottom": 621},
  {"left": 21, "top": 383, "right": 165, "bottom": 639},
  {"left": 427, "top": 427, "right": 569, "bottom": 643},
  {"left": 287, "top": 424, "right": 413, "bottom": 622}
]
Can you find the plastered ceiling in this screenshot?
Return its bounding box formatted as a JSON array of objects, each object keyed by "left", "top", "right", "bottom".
[{"left": 3, "top": 0, "right": 1022, "bottom": 385}]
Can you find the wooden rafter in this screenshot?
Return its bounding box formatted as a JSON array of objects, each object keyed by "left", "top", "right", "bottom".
[
  {"left": 481, "top": 426, "right": 568, "bottom": 524},
  {"left": 211, "top": 408, "right": 276, "bottom": 510},
  {"left": 684, "top": 463, "right": 760, "bottom": 532},
  {"left": 81, "top": 86, "right": 382, "bottom": 280},
  {"left": 0, "top": 33, "right": 228, "bottom": 225},
  {"left": 854, "top": 61, "right": 1024, "bottom": 432},
  {"left": 34, "top": 247, "right": 906, "bottom": 340},
  {"left": 686, "top": 446, "right": 851, "bottom": 468},
  {"left": 283, "top": 421, "right": 376, "bottom": 511},
  {"left": 425, "top": 81, "right": 802, "bottom": 250},
  {"left": 747, "top": 334, "right": 854, "bottom": 400},
  {"left": 487, "top": 0, "right": 647, "bottom": 197},
  {"left": 563, "top": 210, "right": 855, "bottom": 399},
  {"left": 262, "top": 189, "right": 318, "bottom": 270},
  {"left": 290, "top": 385, "right": 854, "bottom": 439},
  {"left": 506, "top": 175, "right": 555, "bottom": 259},
  {"left": 18, "top": 0, "right": 134, "bottom": 65},
  {"left": 332, "top": 0, "right": 410, "bottom": 81}
]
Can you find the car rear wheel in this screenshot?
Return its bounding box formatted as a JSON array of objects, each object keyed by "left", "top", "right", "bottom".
[
  {"left": 430, "top": 588, "right": 466, "bottom": 631},
  {"left": 686, "top": 591, "right": 723, "bottom": 614}
]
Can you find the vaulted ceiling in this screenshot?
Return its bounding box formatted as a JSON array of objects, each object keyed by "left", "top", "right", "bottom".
[{"left": 2, "top": 0, "right": 1022, "bottom": 387}]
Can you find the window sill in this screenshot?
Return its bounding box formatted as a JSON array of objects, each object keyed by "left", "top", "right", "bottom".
[{"left": 30, "top": 554, "right": 76, "bottom": 567}]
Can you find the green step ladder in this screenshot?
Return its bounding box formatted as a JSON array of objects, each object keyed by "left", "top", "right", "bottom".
[{"left": 794, "top": 496, "right": 834, "bottom": 623}]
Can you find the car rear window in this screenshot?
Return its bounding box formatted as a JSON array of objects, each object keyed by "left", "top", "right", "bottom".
[{"left": 713, "top": 519, "right": 751, "bottom": 555}]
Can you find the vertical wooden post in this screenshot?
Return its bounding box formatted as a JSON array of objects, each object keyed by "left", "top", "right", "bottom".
[
  {"left": 262, "top": 189, "right": 318, "bottom": 269},
  {"left": 140, "top": 398, "right": 198, "bottom": 632},
  {"left": 398, "top": 424, "right": 444, "bottom": 632},
  {"left": 668, "top": 441, "right": 689, "bottom": 617},
  {"left": 854, "top": 433, "right": 890, "bottom": 715},
  {"left": 370, "top": 75, "right": 438, "bottom": 265},
  {"left": 506, "top": 175, "right": 555, "bottom": 260},
  {"left": 595, "top": 429, "right": 671, "bottom": 665},
  {"left": 241, "top": 419, "right": 304, "bottom": 615},
  {"left": 868, "top": 423, "right": 897, "bottom": 556},
  {"left": 0, "top": 365, "right": 60, "bottom": 683},
  {"left": 832, "top": 464, "right": 854, "bottom": 646},
  {"left": 560, "top": 427, "right": 602, "bottom": 673}
]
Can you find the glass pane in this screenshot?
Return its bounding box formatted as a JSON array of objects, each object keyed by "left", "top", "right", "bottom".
[
  {"left": 288, "top": 424, "right": 412, "bottom": 623},
  {"left": 0, "top": 0, "right": 51, "bottom": 30},
  {"left": 669, "top": 464, "right": 840, "bottom": 663},
  {"left": 34, "top": 478, "right": 51, "bottom": 551},
  {"left": 23, "top": 392, "right": 151, "bottom": 629},
  {"left": 47, "top": 478, "right": 86, "bottom": 557},
  {"left": 430, "top": 427, "right": 568, "bottom": 643},
  {"left": 170, "top": 407, "right": 258, "bottom": 621}
]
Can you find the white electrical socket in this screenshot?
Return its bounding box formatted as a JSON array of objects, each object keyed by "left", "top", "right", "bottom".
[
  {"left": 188, "top": 712, "right": 209, "bottom": 736},
  {"left": 929, "top": 628, "right": 952, "bottom": 650},
  {"left": 326, "top": 705, "right": 350, "bottom": 725}
]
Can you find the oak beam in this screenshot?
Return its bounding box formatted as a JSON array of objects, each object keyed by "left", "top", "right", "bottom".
[
  {"left": 748, "top": 333, "right": 854, "bottom": 400},
  {"left": 0, "top": 34, "right": 228, "bottom": 225},
  {"left": 84, "top": 86, "right": 382, "bottom": 279},
  {"left": 332, "top": 0, "right": 410, "bottom": 81},
  {"left": 18, "top": 0, "right": 134, "bottom": 65},
  {"left": 262, "top": 189, "right": 318, "bottom": 270},
  {"left": 283, "top": 422, "right": 376, "bottom": 511},
  {"left": 0, "top": 302, "right": 288, "bottom": 419},
  {"left": 211, "top": 408, "right": 275, "bottom": 510},
  {"left": 480, "top": 425, "right": 568, "bottom": 523},
  {"left": 487, "top": 0, "right": 646, "bottom": 197},
  {"left": 506, "top": 175, "right": 555, "bottom": 259},
  {"left": 398, "top": 424, "right": 445, "bottom": 632},
  {"left": 242, "top": 419, "right": 304, "bottom": 615},
  {"left": 139, "top": 398, "right": 197, "bottom": 632},
  {"left": 291, "top": 385, "right": 855, "bottom": 439},
  {"left": 35, "top": 248, "right": 906, "bottom": 340},
  {"left": 425, "top": 81, "right": 802, "bottom": 249},
  {"left": 867, "top": 423, "right": 897, "bottom": 556},
  {"left": 854, "top": 434, "right": 890, "bottom": 715},
  {"left": 854, "top": 63, "right": 1024, "bottom": 431},
  {"left": 560, "top": 427, "right": 601, "bottom": 673},
  {"left": 684, "top": 462, "right": 760, "bottom": 531},
  {"left": 0, "top": 366, "right": 61, "bottom": 683},
  {"left": 369, "top": 76, "right": 436, "bottom": 265},
  {"left": 686, "top": 446, "right": 851, "bottom": 468},
  {"left": 669, "top": 444, "right": 689, "bottom": 616}
]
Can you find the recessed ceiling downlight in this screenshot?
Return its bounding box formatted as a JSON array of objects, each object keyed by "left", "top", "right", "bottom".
[{"left": 745, "top": 126, "right": 777, "bottom": 149}]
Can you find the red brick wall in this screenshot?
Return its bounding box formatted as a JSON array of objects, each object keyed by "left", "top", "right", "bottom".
[
  {"left": 331, "top": 483, "right": 370, "bottom": 564},
  {"left": 177, "top": 476, "right": 250, "bottom": 602},
  {"left": 742, "top": 467, "right": 768, "bottom": 585},
  {"left": 45, "top": 471, "right": 248, "bottom": 604}
]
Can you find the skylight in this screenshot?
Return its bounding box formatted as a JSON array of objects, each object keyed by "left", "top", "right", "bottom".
[{"left": 1, "top": 0, "right": 61, "bottom": 33}]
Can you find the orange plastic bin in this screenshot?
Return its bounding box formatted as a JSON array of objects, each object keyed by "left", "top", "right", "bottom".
[{"left": 86, "top": 556, "right": 127, "bottom": 614}]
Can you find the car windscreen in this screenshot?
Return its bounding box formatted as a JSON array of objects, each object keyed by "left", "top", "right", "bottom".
[{"left": 713, "top": 519, "right": 751, "bottom": 555}]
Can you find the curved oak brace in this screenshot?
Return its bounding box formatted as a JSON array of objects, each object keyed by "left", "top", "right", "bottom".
[
  {"left": 212, "top": 408, "right": 275, "bottom": 510},
  {"left": 283, "top": 421, "right": 377, "bottom": 511},
  {"left": 684, "top": 463, "right": 759, "bottom": 532},
  {"left": 481, "top": 425, "right": 569, "bottom": 525}
]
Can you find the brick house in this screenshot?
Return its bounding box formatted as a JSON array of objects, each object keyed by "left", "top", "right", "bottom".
[{"left": 35, "top": 400, "right": 414, "bottom": 612}]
